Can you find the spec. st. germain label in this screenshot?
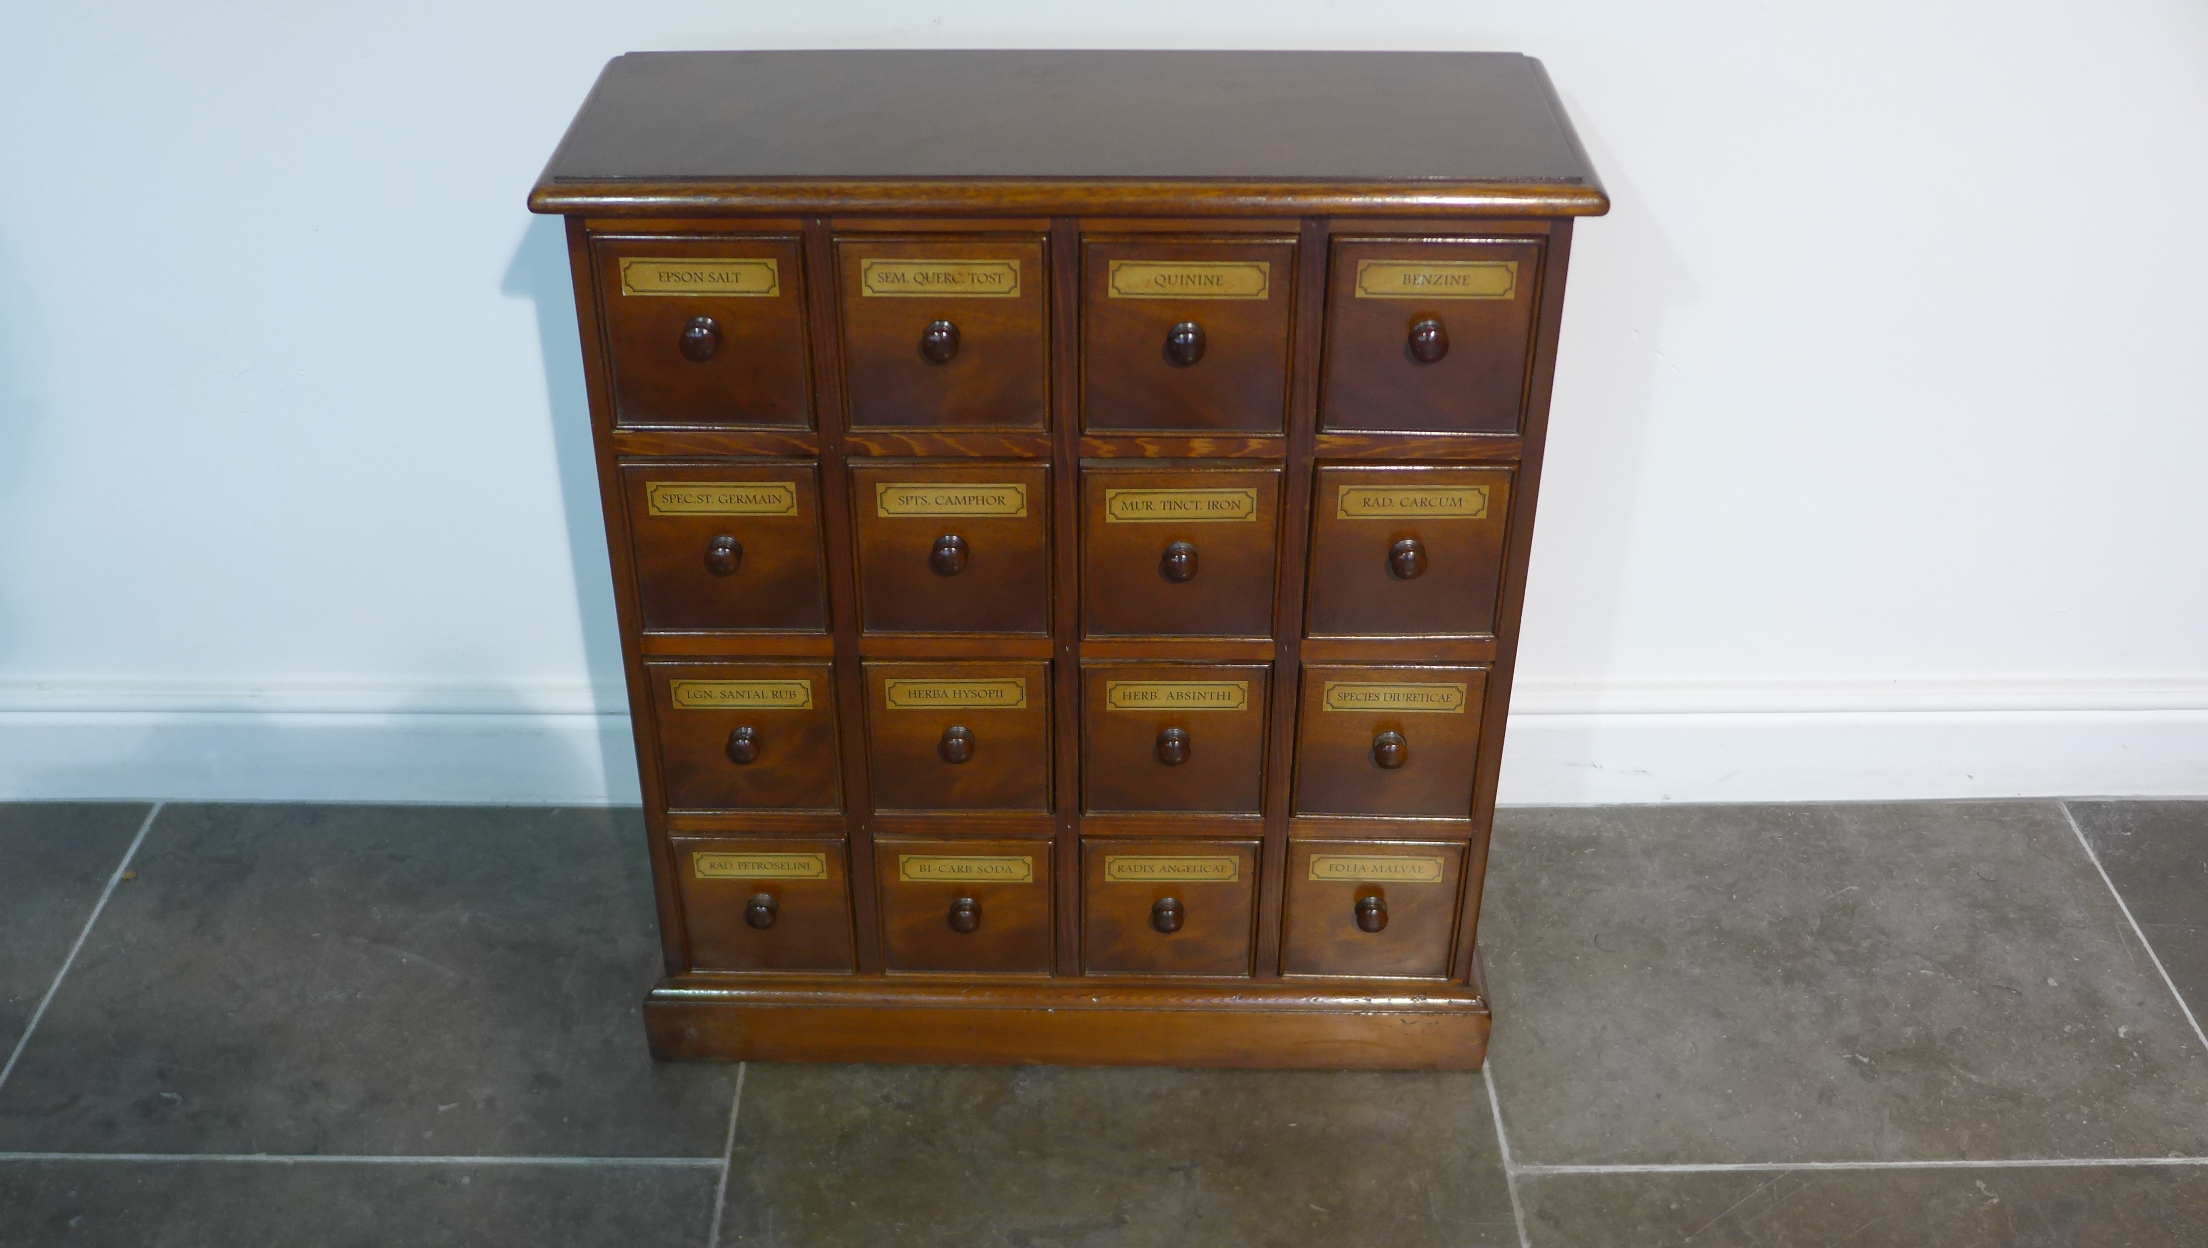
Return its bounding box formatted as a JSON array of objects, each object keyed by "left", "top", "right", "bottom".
[
  {"left": 619, "top": 257, "right": 780, "bottom": 297},
  {"left": 1104, "top": 856, "right": 1241, "bottom": 883},
  {"left": 875, "top": 482, "right": 1029, "bottom": 518},
  {"left": 1307, "top": 855, "right": 1447, "bottom": 883},
  {"left": 670, "top": 680, "right": 814, "bottom": 711},
  {"left": 1106, "top": 260, "right": 1271, "bottom": 300},
  {"left": 860, "top": 259, "right": 1022, "bottom": 298},
  {"left": 646, "top": 481, "right": 798, "bottom": 517},
  {"left": 692, "top": 851, "right": 828, "bottom": 881},
  {"left": 1336, "top": 485, "right": 1490, "bottom": 521},
  {"left": 899, "top": 855, "right": 1035, "bottom": 884},
  {"left": 1321, "top": 682, "right": 1468, "bottom": 714},
  {"left": 1103, "top": 681, "right": 1249, "bottom": 712},
  {"left": 1353, "top": 259, "right": 1517, "bottom": 300},
  {"left": 1103, "top": 488, "right": 1259, "bottom": 523},
  {"left": 882, "top": 679, "right": 1028, "bottom": 710}
]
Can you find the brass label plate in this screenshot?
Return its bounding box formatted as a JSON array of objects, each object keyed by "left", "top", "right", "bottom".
[
  {"left": 1322, "top": 682, "right": 1469, "bottom": 714},
  {"left": 860, "top": 259, "right": 1021, "bottom": 298},
  {"left": 1104, "top": 855, "right": 1241, "bottom": 883},
  {"left": 1104, "top": 681, "right": 1249, "bottom": 712},
  {"left": 1103, "top": 488, "right": 1260, "bottom": 523},
  {"left": 1308, "top": 855, "right": 1448, "bottom": 883},
  {"left": 1336, "top": 485, "right": 1490, "bottom": 520},
  {"left": 671, "top": 680, "right": 815, "bottom": 711},
  {"left": 619, "top": 258, "right": 780, "bottom": 297},
  {"left": 875, "top": 482, "right": 1029, "bottom": 518},
  {"left": 693, "top": 851, "right": 828, "bottom": 880},
  {"left": 899, "top": 855, "right": 1035, "bottom": 883},
  {"left": 647, "top": 481, "right": 799, "bottom": 517},
  {"left": 1106, "top": 259, "right": 1271, "bottom": 300},
  {"left": 1353, "top": 259, "right": 1517, "bottom": 300},
  {"left": 883, "top": 679, "right": 1029, "bottom": 710}
]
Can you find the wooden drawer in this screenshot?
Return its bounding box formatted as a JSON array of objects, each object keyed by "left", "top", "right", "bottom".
[
  {"left": 1080, "top": 465, "right": 1281, "bottom": 638},
  {"left": 835, "top": 236, "right": 1049, "bottom": 429},
  {"left": 848, "top": 462, "right": 1050, "bottom": 635},
  {"left": 620, "top": 463, "right": 826, "bottom": 633},
  {"left": 1319, "top": 238, "right": 1543, "bottom": 434},
  {"left": 1292, "top": 665, "right": 1487, "bottom": 818},
  {"left": 1281, "top": 841, "right": 1464, "bottom": 978},
  {"left": 1081, "top": 839, "right": 1257, "bottom": 976},
  {"left": 649, "top": 661, "right": 841, "bottom": 813},
  {"left": 864, "top": 662, "right": 1053, "bottom": 812},
  {"left": 1080, "top": 238, "right": 1296, "bottom": 433},
  {"left": 1306, "top": 465, "right": 1512, "bottom": 638},
  {"left": 592, "top": 236, "right": 812, "bottom": 429},
  {"left": 673, "top": 838, "right": 854, "bottom": 973},
  {"left": 1081, "top": 664, "right": 1269, "bottom": 815},
  {"left": 877, "top": 837, "right": 1054, "bottom": 973}
]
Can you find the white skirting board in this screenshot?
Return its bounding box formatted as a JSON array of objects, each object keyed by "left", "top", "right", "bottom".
[{"left": 0, "top": 707, "right": 2202, "bottom": 806}]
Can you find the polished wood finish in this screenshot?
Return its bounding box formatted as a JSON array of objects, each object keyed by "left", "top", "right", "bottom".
[
  {"left": 1079, "top": 465, "right": 1282, "bottom": 638},
  {"left": 1080, "top": 238, "right": 1296, "bottom": 433},
  {"left": 1080, "top": 839, "right": 1259, "bottom": 976},
  {"left": 1080, "top": 663, "right": 1271, "bottom": 814},
  {"left": 535, "top": 49, "right": 1602, "bottom": 1069}
]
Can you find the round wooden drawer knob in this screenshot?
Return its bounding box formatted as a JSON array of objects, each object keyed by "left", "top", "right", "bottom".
[
  {"left": 939, "top": 725, "right": 976, "bottom": 764},
  {"left": 1151, "top": 896, "right": 1185, "bottom": 933},
  {"left": 1354, "top": 893, "right": 1389, "bottom": 933},
  {"left": 1388, "top": 538, "right": 1426, "bottom": 580},
  {"left": 745, "top": 892, "right": 778, "bottom": 930},
  {"left": 679, "top": 315, "right": 722, "bottom": 362},
  {"left": 705, "top": 535, "right": 743, "bottom": 577},
  {"left": 930, "top": 534, "right": 969, "bottom": 577},
  {"left": 948, "top": 896, "right": 982, "bottom": 933},
  {"left": 725, "top": 726, "right": 762, "bottom": 765},
  {"left": 1372, "top": 730, "right": 1409, "bottom": 770},
  {"left": 1156, "top": 727, "right": 1192, "bottom": 766},
  {"left": 920, "top": 319, "right": 961, "bottom": 364},
  {"left": 1408, "top": 317, "right": 1448, "bottom": 364},
  {"left": 1160, "top": 541, "right": 1199, "bottom": 583},
  {"left": 1165, "top": 320, "right": 1207, "bottom": 367}
]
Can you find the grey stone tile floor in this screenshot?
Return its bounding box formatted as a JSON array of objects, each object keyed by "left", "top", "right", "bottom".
[{"left": 0, "top": 798, "right": 2202, "bottom": 1246}]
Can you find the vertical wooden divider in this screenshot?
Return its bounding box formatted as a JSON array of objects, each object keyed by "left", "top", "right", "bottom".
[
  {"left": 1449, "top": 217, "right": 1575, "bottom": 987},
  {"left": 1254, "top": 216, "right": 1331, "bottom": 978},
  {"left": 1048, "top": 219, "right": 1084, "bottom": 977},
  {"left": 803, "top": 217, "right": 885, "bottom": 975}
]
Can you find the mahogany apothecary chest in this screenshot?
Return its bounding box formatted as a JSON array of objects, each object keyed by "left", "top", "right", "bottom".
[{"left": 529, "top": 49, "right": 1606, "bottom": 1068}]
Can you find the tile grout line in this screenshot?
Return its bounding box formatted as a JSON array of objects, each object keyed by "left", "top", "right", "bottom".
[
  {"left": 1515, "top": 1156, "right": 2208, "bottom": 1176},
  {"left": 2059, "top": 799, "right": 2208, "bottom": 1057},
  {"left": 1481, "top": 1062, "right": 1533, "bottom": 1248},
  {"left": 0, "top": 801, "right": 161, "bottom": 1096},
  {"left": 0, "top": 1152, "right": 722, "bottom": 1167},
  {"left": 705, "top": 1062, "right": 746, "bottom": 1248}
]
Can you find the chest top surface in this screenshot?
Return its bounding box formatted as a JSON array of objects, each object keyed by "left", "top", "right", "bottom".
[{"left": 531, "top": 50, "right": 1607, "bottom": 216}]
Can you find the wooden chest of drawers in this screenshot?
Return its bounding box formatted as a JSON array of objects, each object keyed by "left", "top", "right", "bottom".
[{"left": 530, "top": 50, "right": 1606, "bottom": 1068}]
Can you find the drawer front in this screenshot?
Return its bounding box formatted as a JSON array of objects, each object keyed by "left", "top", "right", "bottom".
[
  {"left": 621, "top": 463, "right": 826, "bottom": 633},
  {"left": 877, "top": 837, "right": 1054, "bottom": 973},
  {"left": 836, "top": 237, "right": 1049, "bottom": 429},
  {"left": 1081, "top": 839, "right": 1257, "bottom": 976},
  {"left": 594, "top": 237, "right": 812, "bottom": 429},
  {"left": 865, "top": 662, "right": 1053, "bottom": 812},
  {"left": 1080, "top": 238, "right": 1296, "bottom": 433},
  {"left": 1319, "top": 238, "right": 1543, "bottom": 434},
  {"left": 673, "top": 838, "right": 854, "bottom": 973},
  {"left": 1081, "top": 466, "right": 1282, "bottom": 638},
  {"left": 1292, "top": 665, "right": 1487, "bottom": 818},
  {"left": 650, "top": 662, "right": 841, "bottom": 813},
  {"left": 1282, "top": 841, "right": 1464, "bottom": 978},
  {"left": 849, "top": 463, "right": 1051, "bottom": 635},
  {"left": 1306, "top": 465, "right": 1512, "bottom": 638},
  {"left": 1081, "top": 664, "right": 1270, "bottom": 815}
]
